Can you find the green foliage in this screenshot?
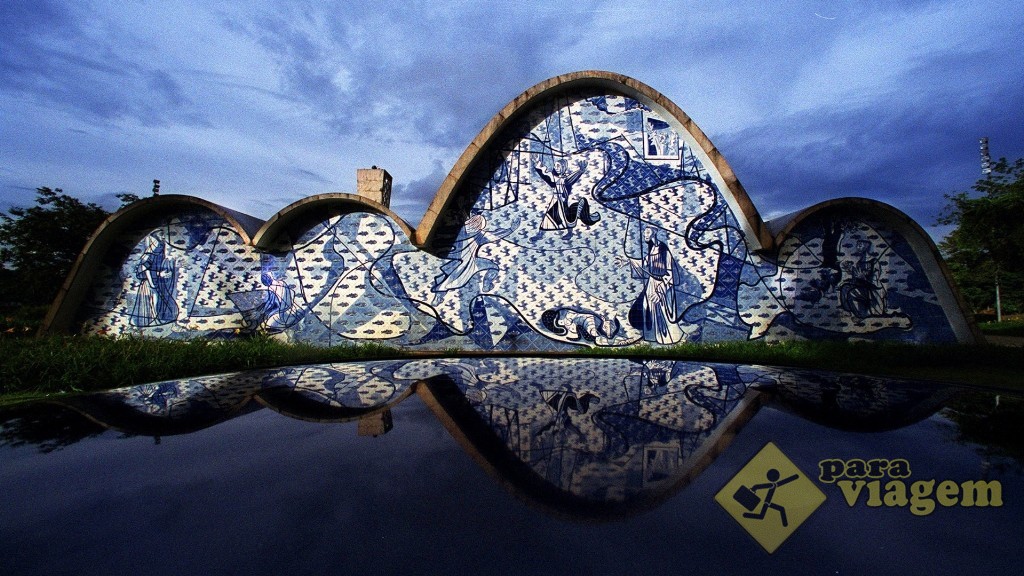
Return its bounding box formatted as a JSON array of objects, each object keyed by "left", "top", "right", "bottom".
[
  {"left": 944, "top": 391, "right": 1024, "bottom": 469},
  {"left": 0, "top": 305, "right": 50, "bottom": 337},
  {"left": 0, "top": 188, "right": 111, "bottom": 306},
  {"left": 978, "top": 319, "right": 1024, "bottom": 337},
  {"left": 939, "top": 158, "right": 1024, "bottom": 313}
]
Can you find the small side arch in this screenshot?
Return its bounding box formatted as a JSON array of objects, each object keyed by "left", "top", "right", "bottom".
[
  {"left": 252, "top": 193, "right": 414, "bottom": 249},
  {"left": 767, "top": 197, "right": 981, "bottom": 343},
  {"left": 42, "top": 195, "right": 263, "bottom": 334}
]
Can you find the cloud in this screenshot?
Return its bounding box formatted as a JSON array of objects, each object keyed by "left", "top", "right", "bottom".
[
  {"left": 781, "top": 1, "right": 1023, "bottom": 115},
  {"left": 390, "top": 160, "right": 450, "bottom": 227},
  {"left": 0, "top": 2, "right": 209, "bottom": 128},
  {"left": 719, "top": 62, "right": 1024, "bottom": 231},
  {"left": 1, "top": 0, "right": 1022, "bottom": 242},
  {"left": 220, "top": 1, "right": 576, "bottom": 147}
]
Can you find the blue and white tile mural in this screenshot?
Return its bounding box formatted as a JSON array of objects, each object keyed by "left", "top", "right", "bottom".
[
  {"left": 74, "top": 86, "right": 964, "bottom": 348},
  {"left": 764, "top": 211, "right": 957, "bottom": 342}
]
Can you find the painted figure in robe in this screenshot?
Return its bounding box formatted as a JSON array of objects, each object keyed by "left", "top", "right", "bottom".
[
  {"left": 839, "top": 240, "right": 886, "bottom": 318},
  {"left": 130, "top": 235, "right": 178, "bottom": 327},
  {"left": 433, "top": 214, "right": 518, "bottom": 300},
  {"left": 624, "top": 228, "right": 685, "bottom": 344},
  {"left": 533, "top": 157, "right": 600, "bottom": 233}
]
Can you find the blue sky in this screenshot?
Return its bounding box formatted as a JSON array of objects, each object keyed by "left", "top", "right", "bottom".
[{"left": 2, "top": 0, "right": 1022, "bottom": 240}]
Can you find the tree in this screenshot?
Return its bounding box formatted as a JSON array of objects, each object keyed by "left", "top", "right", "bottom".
[
  {"left": 0, "top": 188, "right": 113, "bottom": 307},
  {"left": 939, "top": 158, "right": 1024, "bottom": 316}
]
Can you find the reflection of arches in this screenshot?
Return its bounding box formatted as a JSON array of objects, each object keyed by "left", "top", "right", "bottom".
[
  {"left": 255, "top": 385, "right": 414, "bottom": 423},
  {"left": 255, "top": 364, "right": 416, "bottom": 423},
  {"left": 761, "top": 368, "right": 957, "bottom": 432},
  {"left": 416, "top": 368, "right": 766, "bottom": 521},
  {"left": 58, "top": 377, "right": 262, "bottom": 437},
  {"left": 29, "top": 357, "right": 972, "bottom": 521}
]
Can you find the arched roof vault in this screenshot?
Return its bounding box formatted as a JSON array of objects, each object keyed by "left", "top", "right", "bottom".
[
  {"left": 414, "top": 70, "right": 773, "bottom": 250},
  {"left": 766, "top": 197, "right": 982, "bottom": 343},
  {"left": 42, "top": 195, "right": 262, "bottom": 334},
  {"left": 43, "top": 193, "right": 415, "bottom": 333},
  {"left": 44, "top": 72, "right": 978, "bottom": 346},
  {"left": 252, "top": 193, "right": 414, "bottom": 249}
]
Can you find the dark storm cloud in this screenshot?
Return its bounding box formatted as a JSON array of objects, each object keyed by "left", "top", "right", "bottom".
[
  {"left": 291, "top": 167, "right": 334, "bottom": 186},
  {"left": 0, "top": 0, "right": 74, "bottom": 47},
  {"left": 390, "top": 161, "right": 450, "bottom": 226},
  {"left": 3, "top": 0, "right": 1022, "bottom": 231}
]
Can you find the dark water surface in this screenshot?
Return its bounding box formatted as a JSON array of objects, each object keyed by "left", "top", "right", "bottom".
[{"left": 1, "top": 358, "right": 1021, "bottom": 575}]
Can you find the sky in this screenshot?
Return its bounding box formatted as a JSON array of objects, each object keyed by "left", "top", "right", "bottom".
[{"left": 2, "top": 0, "right": 1022, "bottom": 241}]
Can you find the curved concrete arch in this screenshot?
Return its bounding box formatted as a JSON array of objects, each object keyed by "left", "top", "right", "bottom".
[
  {"left": 767, "top": 197, "right": 981, "bottom": 343},
  {"left": 415, "top": 70, "right": 773, "bottom": 250},
  {"left": 254, "top": 382, "right": 416, "bottom": 424},
  {"left": 56, "top": 392, "right": 259, "bottom": 437},
  {"left": 768, "top": 197, "right": 929, "bottom": 245},
  {"left": 252, "top": 193, "right": 414, "bottom": 249},
  {"left": 42, "top": 195, "right": 262, "bottom": 334},
  {"left": 417, "top": 372, "right": 765, "bottom": 520}
]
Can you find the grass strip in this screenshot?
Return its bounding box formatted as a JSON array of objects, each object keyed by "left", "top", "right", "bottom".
[
  {"left": 0, "top": 335, "right": 405, "bottom": 400},
  {"left": 979, "top": 319, "right": 1024, "bottom": 337},
  {"left": 2, "top": 336, "right": 1023, "bottom": 405},
  {"left": 579, "top": 340, "right": 1024, "bottom": 389}
]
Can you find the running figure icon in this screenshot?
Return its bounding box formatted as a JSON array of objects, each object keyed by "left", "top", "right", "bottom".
[{"left": 735, "top": 468, "right": 799, "bottom": 527}]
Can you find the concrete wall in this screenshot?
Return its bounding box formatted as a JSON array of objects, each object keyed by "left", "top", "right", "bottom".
[{"left": 53, "top": 72, "right": 977, "bottom": 347}]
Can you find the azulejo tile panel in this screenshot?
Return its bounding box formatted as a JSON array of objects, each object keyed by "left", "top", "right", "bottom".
[{"left": 71, "top": 81, "right": 964, "bottom": 348}]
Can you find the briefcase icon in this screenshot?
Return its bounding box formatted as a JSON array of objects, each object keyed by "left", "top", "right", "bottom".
[{"left": 733, "top": 485, "right": 761, "bottom": 512}]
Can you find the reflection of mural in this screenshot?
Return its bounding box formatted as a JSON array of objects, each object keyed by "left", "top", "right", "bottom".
[
  {"left": 747, "top": 366, "right": 957, "bottom": 432},
  {"left": 29, "top": 358, "right": 962, "bottom": 516},
  {"left": 417, "top": 358, "right": 758, "bottom": 507},
  {"left": 69, "top": 83, "right": 964, "bottom": 348}
]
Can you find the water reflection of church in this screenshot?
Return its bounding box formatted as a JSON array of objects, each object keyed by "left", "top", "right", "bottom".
[{"left": 42, "top": 358, "right": 955, "bottom": 519}]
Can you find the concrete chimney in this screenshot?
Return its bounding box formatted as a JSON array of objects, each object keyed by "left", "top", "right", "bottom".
[
  {"left": 356, "top": 166, "right": 392, "bottom": 207},
  {"left": 357, "top": 409, "right": 394, "bottom": 437}
]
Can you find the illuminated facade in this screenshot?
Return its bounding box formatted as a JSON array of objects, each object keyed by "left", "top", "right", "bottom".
[{"left": 44, "top": 72, "right": 977, "bottom": 348}]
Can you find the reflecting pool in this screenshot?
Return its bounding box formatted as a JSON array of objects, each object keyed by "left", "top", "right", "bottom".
[{"left": 2, "top": 358, "right": 1021, "bottom": 574}]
